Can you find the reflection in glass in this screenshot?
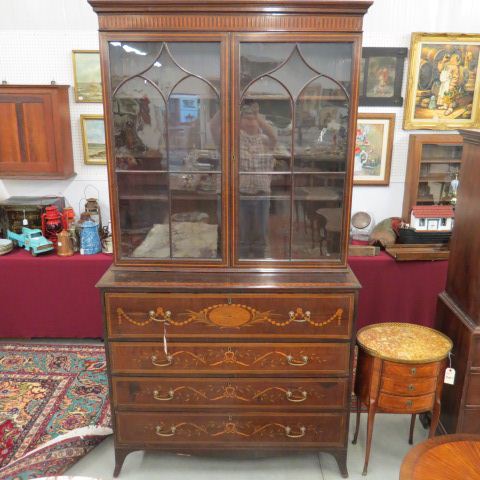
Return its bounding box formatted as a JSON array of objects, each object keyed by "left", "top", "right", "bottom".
[
  {"left": 293, "top": 174, "right": 344, "bottom": 259},
  {"left": 109, "top": 41, "right": 222, "bottom": 261},
  {"left": 113, "top": 77, "right": 167, "bottom": 171},
  {"left": 239, "top": 175, "right": 290, "bottom": 259},
  {"left": 170, "top": 173, "right": 221, "bottom": 258},
  {"left": 239, "top": 42, "right": 352, "bottom": 261},
  {"left": 169, "top": 76, "right": 220, "bottom": 172},
  {"left": 294, "top": 76, "right": 348, "bottom": 172}
]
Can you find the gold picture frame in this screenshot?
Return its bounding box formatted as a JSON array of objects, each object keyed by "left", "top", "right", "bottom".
[
  {"left": 404, "top": 33, "right": 480, "bottom": 130},
  {"left": 354, "top": 113, "right": 395, "bottom": 186},
  {"left": 72, "top": 50, "right": 102, "bottom": 103},
  {"left": 80, "top": 115, "right": 107, "bottom": 165}
]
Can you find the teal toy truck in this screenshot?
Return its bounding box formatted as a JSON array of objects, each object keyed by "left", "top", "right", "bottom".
[{"left": 7, "top": 227, "right": 54, "bottom": 256}]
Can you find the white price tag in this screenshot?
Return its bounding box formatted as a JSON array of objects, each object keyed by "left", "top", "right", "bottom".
[
  {"left": 80, "top": 248, "right": 85, "bottom": 255},
  {"left": 57, "top": 242, "right": 62, "bottom": 247},
  {"left": 444, "top": 367, "right": 456, "bottom": 385},
  {"left": 22, "top": 218, "right": 28, "bottom": 226}
]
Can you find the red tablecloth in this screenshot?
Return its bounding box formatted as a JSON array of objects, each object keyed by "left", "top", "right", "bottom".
[{"left": 0, "top": 250, "right": 448, "bottom": 338}]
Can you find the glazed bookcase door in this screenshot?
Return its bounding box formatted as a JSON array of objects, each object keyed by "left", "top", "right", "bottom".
[
  {"left": 233, "top": 35, "right": 358, "bottom": 267},
  {"left": 105, "top": 36, "right": 227, "bottom": 265}
]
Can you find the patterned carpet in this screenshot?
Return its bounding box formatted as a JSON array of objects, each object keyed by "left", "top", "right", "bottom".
[{"left": 0, "top": 343, "right": 111, "bottom": 479}]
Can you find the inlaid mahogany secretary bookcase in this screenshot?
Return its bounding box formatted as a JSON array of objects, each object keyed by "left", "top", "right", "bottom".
[{"left": 88, "top": 0, "right": 372, "bottom": 476}]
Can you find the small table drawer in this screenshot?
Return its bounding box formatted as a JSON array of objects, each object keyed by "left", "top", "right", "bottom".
[
  {"left": 382, "top": 361, "right": 440, "bottom": 379},
  {"left": 106, "top": 293, "right": 353, "bottom": 340},
  {"left": 109, "top": 342, "right": 350, "bottom": 376},
  {"left": 378, "top": 392, "right": 435, "bottom": 413},
  {"left": 116, "top": 411, "right": 346, "bottom": 447},
  {"left": 381, "top": 376, "right": 437, "bottom": 396},
  {"left": 112, "top": 377, "right": 349, "bottom": 410}
]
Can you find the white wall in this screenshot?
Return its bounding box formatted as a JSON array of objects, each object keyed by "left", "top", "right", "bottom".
[{"left": 0, "top": 0, "right": 479, "bottom": 224}]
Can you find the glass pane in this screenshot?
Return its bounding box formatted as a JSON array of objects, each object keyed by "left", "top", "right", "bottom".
[
  {"left": 240, "top": 43, "right": 295, "bottom": 92},
  {"left": 294, "top": 76, "right": 348, "bottom": 172},
  {"left": 241, "top": 77, "right": 292, "bottom": 173},
  {"left": 118, "top": 172, "right": 170, "bottom": 259},
  {"left": 110, "top": 40, "right": 223, "bottom": 262},
  {"left": 422, "top": 144, "right": 463, "bottom": 162},
  {"left": 170, "top": 173, "right": 221, "bottom": 258},
  {"left": 168, "top": 76, "right": 221, "bottom": 172},
  {"left": 293, "top": 174, "right": 344, "bottom": 259},
  {"left": 239, "top": 175, "right": 290, "bottom": 260},
  {"left": 365, "top": 56, "right": 396, "bottom": 98},
  {"left": 113, "top": 77, "right": 167, "bottom": 171},
  {"left": 417, "top": 180, "right": 458, "bottom": 205}
]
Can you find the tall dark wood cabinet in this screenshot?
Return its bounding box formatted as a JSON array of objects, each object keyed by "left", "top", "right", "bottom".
[
  {"left": 88, "top": 0, "right": 372, "bottom": 477},
  {"left": 435, "top": 129, "right": 480, "bottom": 434}
]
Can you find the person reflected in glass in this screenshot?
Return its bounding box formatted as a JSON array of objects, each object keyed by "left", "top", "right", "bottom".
[{"left": 239, "top": 102, "right": 277, "bottom": 258}]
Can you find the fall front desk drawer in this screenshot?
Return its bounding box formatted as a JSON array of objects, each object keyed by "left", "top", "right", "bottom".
[
  {"left": 116, "top": 411, "right": 346, "bottom": 447},
  {"left": 112, "top": 377, "right": 349, "bottom": 410},
  {"left": 109, "top": 342, "right": 350, "bottom": 376},
  {"left": 105, "top": 293, "right": 353, "bottom": 339}
]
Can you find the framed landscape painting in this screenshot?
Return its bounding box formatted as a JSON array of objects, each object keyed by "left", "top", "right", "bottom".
[
  {"left": 81, "top": 115, "right": 107, "bottom": 165},
  {"left": 354, "top": 113, "right": 395, "bottom": 186},
  {"left": 359, "top": 47, "right": 408, "bottom": 106},
  {"left": 404, "top": 33, "right": 480, "bottom": 130},
  {"left": 72, "top": 50, "right": 102, "bottom": 103}
]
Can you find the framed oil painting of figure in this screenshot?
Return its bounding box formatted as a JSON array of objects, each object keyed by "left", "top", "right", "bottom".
[
  {"left": 359, "top": 47, "right": 408, "bottom": 106},
  {"left": 404, "top": 33, "right": 480, "bottom": 130},
  {"left": 81, "top": 115, "right": 106, "bottom": 165},
  {"left": 354, "top": 113, "right": 395, "bottom": 186},
  {"left": 72, "top": 50, "right": 102, "bottom": 103}
]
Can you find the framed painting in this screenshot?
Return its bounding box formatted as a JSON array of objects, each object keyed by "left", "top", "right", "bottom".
[
  {"left": 354, "top": 113, "right": 395, "bottom": 186},
  {"left": 404, "top": 33, "right": 480, "bottom": 130},
  {"left": 80, "top": 115, "right": 107, "bottom": 165},
  {"left": 359, "top": 47, "right": 408, "bottom": 106},
  {"left": 72, "top": 50, "right": 102, "bottom": 103}
]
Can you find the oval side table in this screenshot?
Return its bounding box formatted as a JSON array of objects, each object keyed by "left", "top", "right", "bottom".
[
  {"left": 352, "top": 322, "right": 452, "bottom": 475},
  {"left": 399, "top": 433, "right": 480, "bottom": 479}
]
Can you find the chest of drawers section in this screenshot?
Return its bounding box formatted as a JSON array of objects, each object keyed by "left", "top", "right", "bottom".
[{"left": 102, "top": 289, "right": 357, "bottom": 477}]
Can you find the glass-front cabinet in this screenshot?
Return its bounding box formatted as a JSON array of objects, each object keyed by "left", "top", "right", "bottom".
[
  {"left": 106, "top": 35, "right": 358, "bottom": 267},
  {"left": 402, "top": 134, "right": 463, "bottom": 220}
]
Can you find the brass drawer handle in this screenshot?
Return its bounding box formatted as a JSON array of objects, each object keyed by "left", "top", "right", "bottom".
[
  {"left": 288, "top": 310, "right": 311, "bottom": 323},
  {"left": 410, "top": 367, "right": 417, "bottom": 376},
  {"left": 151, "top": 354, "right": 173, "bottom": 367},
  {"left": 287, "top": 355, "right": 308, "bottom": 367},
  {"left": 153, "top": 389, "right": 174, "bottom": 401},
  {"left": 406, "top": 400, "right": 414, "bottom": 408},
  {"left": 285, "top": 426, "right": 306, "bottom": 438},
  {"left": 156, "top": 425, "right": 176, "bottom": 437},
  {"left": 286, "top": 390, "right": 308, "bottom": 403},
  {"left": 408, "top": 384, "right": 415, "bottom": 392},
  {"left": 149, "top": 310, "right": 172, "bottom": 323}
]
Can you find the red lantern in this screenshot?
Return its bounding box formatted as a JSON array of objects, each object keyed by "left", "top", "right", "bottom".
[
  {"left": 41, "top": 205, "right": 63, "bottom": 246},
  {"left": 62, "top": 207, "right": 75, "bottom": 230}
]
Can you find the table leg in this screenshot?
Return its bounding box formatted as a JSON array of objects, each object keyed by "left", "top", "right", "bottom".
[
  {"left": 362, "top": 399, "right": 377, "bottom": 476},
  {"left": 352, "top": 395, "right": 361, "bottom": 444},
  {"left": 430, "top": 398, "right": 441, "bottom": 438},
  {"left": 409, "top": 414, "right": 416, "bottom": 445},
  {"left": 114, "top": 448, "right": 130, "bottom": 477}
]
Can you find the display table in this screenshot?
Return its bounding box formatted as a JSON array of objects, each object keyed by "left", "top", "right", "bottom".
[{"left": 0, "top": 250, "right": 448, "bottom": 338}]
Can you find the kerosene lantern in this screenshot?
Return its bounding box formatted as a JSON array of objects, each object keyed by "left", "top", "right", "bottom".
[
  {"left": 41, "top": 205, "right": 63, "bottom": 246},
  {"left": 84, "top": 198, "right": 102, "bottom": 231},
  {"left": 62, "top": 206, "right": 75, "bottom": 230}
]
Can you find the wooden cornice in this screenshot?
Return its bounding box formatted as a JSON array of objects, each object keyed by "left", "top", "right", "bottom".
[
  {"left": 459, "top": 129, "right": 480, "bottom": 147},
  {"left": 87, "top": 0, "right": 373, "bottom": 15}
]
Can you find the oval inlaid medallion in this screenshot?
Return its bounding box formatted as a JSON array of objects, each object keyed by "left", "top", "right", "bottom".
[{"left": 208, "top": 304, "right": 252, "bottom": 327}]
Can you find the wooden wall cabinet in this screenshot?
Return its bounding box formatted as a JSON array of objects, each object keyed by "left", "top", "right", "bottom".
[
  {"left": 435, "top": 130, "right": 480, "bottom": 435},
  {"left": 402, "top": 134, "right": 463, "bottom": 221},
  {"left": 0, "top": 85, "right": 74, "bottom": 179},
  {"left": 89, "top": 0, "right": 372, "bottom": 477}
]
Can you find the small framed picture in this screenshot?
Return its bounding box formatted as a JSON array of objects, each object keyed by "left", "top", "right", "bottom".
[
  {"left": 359, "top": 47, "right": 408, "bottom": 107},
  {"left": 80, "top": 115, "right": 107, "bottom": 165},
  {"left": 404, "top": 33, "right": 480, "bottom": 130},
  {"left": 354, "top": 113, "right": 395, "bottom": 186},
  {"left": 72, "top": 50, "right": 102, "bottom": 103}
]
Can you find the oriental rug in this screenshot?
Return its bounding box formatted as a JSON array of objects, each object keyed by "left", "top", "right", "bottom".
[{"left": 0, "top": 343, "right": 111, "bottom": 479}]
